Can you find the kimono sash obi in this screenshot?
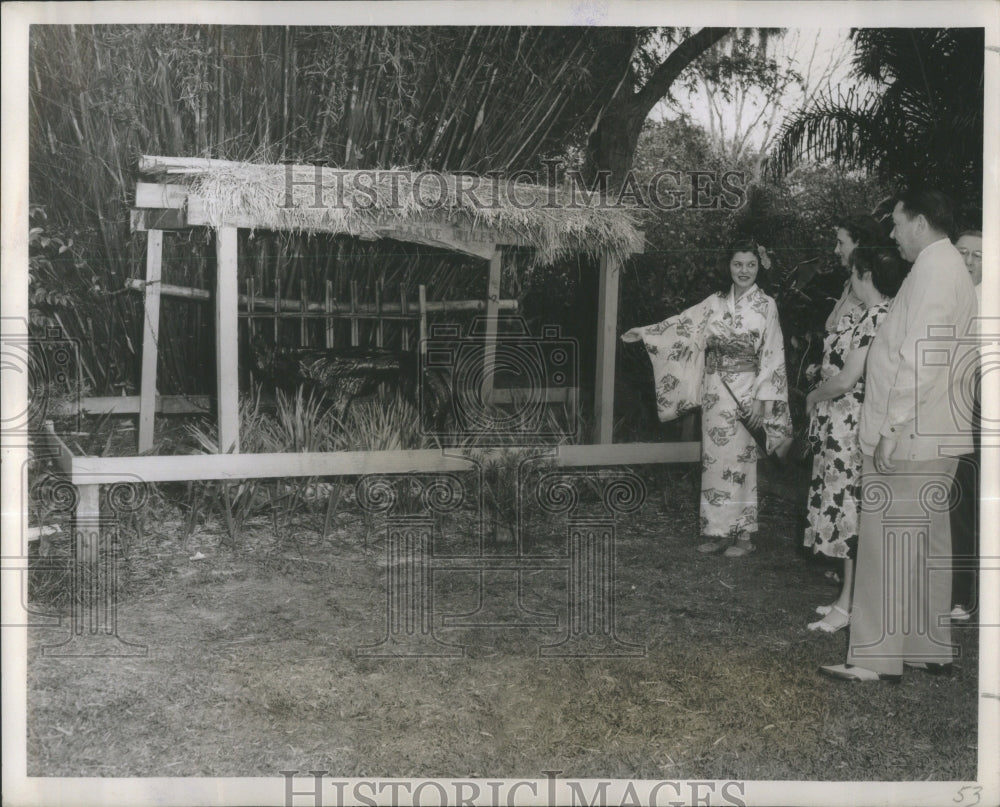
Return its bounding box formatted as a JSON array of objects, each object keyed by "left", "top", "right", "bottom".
[{"left": 705, "top": 347, "right": 759, "bottom": 375}]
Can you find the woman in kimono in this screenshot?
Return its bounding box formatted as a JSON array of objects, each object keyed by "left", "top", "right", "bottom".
[
  {"left": 622, "top": 239, "right": 793, "bottom": 558},
  {"left": 803, "top": 247, "right": 906, "bottom": 632}
]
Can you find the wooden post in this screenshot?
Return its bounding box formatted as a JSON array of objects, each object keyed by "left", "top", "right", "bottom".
[
  {"left": 216, "top": 227, "right": 240, "bottom": 453},
  {"left": 138, "top": 230, "right": 163, "bottom": 452},
  {"left": 273, "top": 267, "right": 280, "bottom": 346},
  {"left": 400, "top": 284, "right": 410, "bottom": 352},
  {"left": 593, "top": 253, "right": 620, "bottom": 445},
  {"left": 70, "top": 482, "right": 101, "bottom": 642},
  {"left": 73, "top": 484, "right": 101, "bottom": 561},
  {"left": 482, "top": 247, "right": 502, "bottom": 403},
  {"left": 246, "top": 277, "right": 255, "bottom": 390}
]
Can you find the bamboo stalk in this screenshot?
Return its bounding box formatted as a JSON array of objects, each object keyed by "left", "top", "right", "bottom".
[
  {"left": 216, "top": 27, "right": 226, "bottom": 157},
  {"left": 300, "top": 277, "right": 308, "bottom": 346},
  {"left": 32, "top": 25, "right": 648, "bottom": 400},
  {"left": 400, "top": 284, "right": 410, "bottom": 352},
  {"left": 375, "top": 280, "right": 383, "bottom": 348},
  {"left": 418, "top": 284, "right": 428, "bottom": 357},
  {"left": 325, "top": 280, "right": 335, "bottom": 348},
  {"left": 350, "top": 280, "right": 359, "bottom": 346},
  {"left": 273, "top": 262, "right": 280, "bottom": 345}
]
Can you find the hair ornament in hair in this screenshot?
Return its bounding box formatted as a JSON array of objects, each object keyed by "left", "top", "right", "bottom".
[{"left": 756, "top": 244, "right": 771, "bottom": 271}]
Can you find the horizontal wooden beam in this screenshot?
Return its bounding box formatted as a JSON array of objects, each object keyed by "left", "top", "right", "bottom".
[
  {"left": 140, "top": 154, "right": 263, "bottom": 175},
  {"left": 368, "top": 223, "right": 498, "bottom": 260},
  {"left": 490, "top": 387, "right": 574, "bottom": 404},
  {"left": 63, "top": 441, "right": 698, "bottom": 486},
  {"left": 69, "top": 449, "right": 474, "bottom": 485},
  {"left": 49, "top": 395, "right": 212, "bottom": 416},
  {"left": 130, "top": 208, "right": 187, "bottom": 231},
  {"left": 123, "top": 278, "right": 519, "bottom": 314},
  {"left": 134, "top": 181, "right": 189, "bottom": 208},
  {"left": 552, "top": 442, "right": 699, "bottom": 466}
]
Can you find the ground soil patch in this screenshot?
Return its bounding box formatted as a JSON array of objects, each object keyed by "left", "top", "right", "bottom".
[{"left": 26, "top": 463, "right": 978, "bottom": 780}]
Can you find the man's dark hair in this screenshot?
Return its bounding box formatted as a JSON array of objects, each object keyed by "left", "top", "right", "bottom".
[
  {"left": 870, "top": 196, "right": 897, "bottom": 238},
  {"left": 896, "top": 188, "right": 956, "bottom": 238},
  {"left": 850, "top": 247, "right": 908, "bottom": 298}
]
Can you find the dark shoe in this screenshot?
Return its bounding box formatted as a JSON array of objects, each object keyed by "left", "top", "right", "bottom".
[
  {"left": 818, "top": 664, "right": 901, "bottom": 683},
  {"left": 904, "top": 661, "right": 954, "bottom": 677}
]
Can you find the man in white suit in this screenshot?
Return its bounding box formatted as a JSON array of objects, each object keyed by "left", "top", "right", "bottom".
[{"left": 820, "top": 188, "right": 978, "bottom": 682}]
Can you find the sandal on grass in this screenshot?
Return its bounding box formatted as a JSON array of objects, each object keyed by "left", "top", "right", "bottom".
[
  {"left": 723, "top": 539, "right": 756, "bottom": 558},
  {"left": 808, "top": 604, "right": 850, "bottom": 633},
  {"left": 697, "top": 538, "right": 730, "bottom": 554},
  {"left": 815, "top": 603, "right": 833, "bottom": 616},
  {"left": 904, "top": 661, "right": 954, "bottom": 676},
  {"left": 818, "top": 664, "right": 901, "bottom": 683}
]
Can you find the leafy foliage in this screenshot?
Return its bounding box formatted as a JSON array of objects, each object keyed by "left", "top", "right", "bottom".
[
  {"left": 769, "top": 28, "right": 984, "bottom": 221},
  {"left": 27, "top": 205, "right": 135, "bottom": 392}
]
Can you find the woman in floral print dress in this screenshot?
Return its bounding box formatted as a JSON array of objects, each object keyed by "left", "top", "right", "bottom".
[
  {"left": 622, "top": 239, "right": 793, "bottom": 558},
  {"left": 803, "top": 246, "right": 907, "bottom": 632}
]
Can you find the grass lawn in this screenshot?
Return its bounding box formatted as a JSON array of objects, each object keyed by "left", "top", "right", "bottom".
[{"left": 25, "top": 462, "right": 978, "bottom": 780}]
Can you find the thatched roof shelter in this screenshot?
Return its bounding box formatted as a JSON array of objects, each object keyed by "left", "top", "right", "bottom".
[
  {"left": 135, "top": 156, "right": 643, "bottom": 266},
  {"left": 131, "top": 154, "right": 646, "bottom": 454}
]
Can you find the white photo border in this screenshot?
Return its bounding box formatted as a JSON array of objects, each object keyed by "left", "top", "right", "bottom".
[{"left": 2, "top": 2, "right": 997, "bottom": 806}]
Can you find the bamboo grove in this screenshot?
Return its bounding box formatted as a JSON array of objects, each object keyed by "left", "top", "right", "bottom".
[
  {"left": 28, "top": 25, "right": 641, "bottom": 395},
  {"left": 27, "top": 25, "right": 985, "bottom": 399}
]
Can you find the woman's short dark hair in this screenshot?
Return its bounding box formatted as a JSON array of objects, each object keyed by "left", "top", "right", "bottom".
[
  {"left": 835, "top": 215, "right": 887, "bottom": 250},
  {"left": 850, "top": 247, "right": 908, "bottom": 298},
  {"left": 717, "top": 237, "right": 768, "bottom": 293}
]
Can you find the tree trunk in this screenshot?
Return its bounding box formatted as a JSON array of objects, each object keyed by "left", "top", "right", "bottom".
[
  {"left": 584, "top": 27, "right": 734, "bottom": 191},
  {"left": 584, "top": 96, "right": 646, "bottom": 191}
]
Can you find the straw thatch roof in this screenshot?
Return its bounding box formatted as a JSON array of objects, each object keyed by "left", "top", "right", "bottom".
[{"left": 138, "top": 156, "right": 643, "bottom": 266}]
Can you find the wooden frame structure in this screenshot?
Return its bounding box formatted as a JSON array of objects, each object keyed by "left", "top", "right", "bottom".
[{"left": 51, "top": 156, "right": 699, "bottom": 559}]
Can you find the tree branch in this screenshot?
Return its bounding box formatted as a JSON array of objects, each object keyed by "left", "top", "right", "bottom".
[{"left": 633, "top": 27, "right": 735, "bottom": 115}]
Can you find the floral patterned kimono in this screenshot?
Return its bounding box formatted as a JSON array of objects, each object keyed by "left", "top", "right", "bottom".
[{"left": 631, "top": 285, "right": 792, "bottom": 539}]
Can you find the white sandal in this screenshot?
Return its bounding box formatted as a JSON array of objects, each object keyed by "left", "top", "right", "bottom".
[
  {"left": 723, "top": 539, "right": 756, "bottom": 558},
  {"left": 808, "top": 604, "right": 850, "bottom": 633},
  {"left": 697, "top": 538, "right": 730, "bottom": 554}
]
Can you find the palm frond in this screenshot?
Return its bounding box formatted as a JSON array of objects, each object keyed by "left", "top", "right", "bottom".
[{"left": 768, "top": 28, "right": 983, "bottom": 208}]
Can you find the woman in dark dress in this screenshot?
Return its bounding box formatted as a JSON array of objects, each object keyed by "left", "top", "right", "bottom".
[{"left": 803, "top": 247, "right": 907, "bottom": 632}]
